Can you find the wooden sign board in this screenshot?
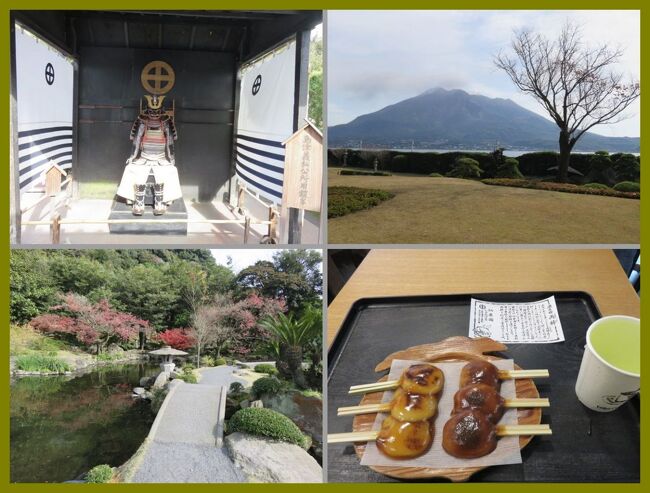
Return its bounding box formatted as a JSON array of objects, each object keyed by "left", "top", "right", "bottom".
[{"left": 282, "top": 122, "right": 323, "bottom": 212}]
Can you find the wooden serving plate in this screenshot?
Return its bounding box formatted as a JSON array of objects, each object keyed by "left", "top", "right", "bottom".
[{"left": 351, "top": 336, "right": 542, "bottom": 482}]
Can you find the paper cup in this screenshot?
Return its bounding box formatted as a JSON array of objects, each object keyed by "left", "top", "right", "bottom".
[{"left": 575, "top": 316, "right": 640, "bottom": 412}]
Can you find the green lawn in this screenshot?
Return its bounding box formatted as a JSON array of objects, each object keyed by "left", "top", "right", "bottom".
[{"left": 328, "top": 168, "right": 640, "bottom": 244}]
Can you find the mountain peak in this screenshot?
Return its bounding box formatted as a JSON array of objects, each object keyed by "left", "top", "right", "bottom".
[
  {"left": 329, "top": 89, "right": 639, "bottom": 153},
  {"left": 420, "top": 87, "right": 468, "bottom": 97}
]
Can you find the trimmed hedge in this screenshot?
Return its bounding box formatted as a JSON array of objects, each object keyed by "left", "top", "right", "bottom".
[
  {"left": 613, "top": 181, "right": 640, "bottom": 193},
  {"left": 254, "top": 363, "right": 278, "bottom": 376},
  {"left": 339, "top": 169, "right": 391, "bottom": 176},
  {"left": 496, "top": 157, "right": 523, "bottom": 179},
  {"left": 482, "top": 179, "right": 640, "bottom": 199},
  {"left": 583, "top": 183, "right": 610, "bottom": 190},
  {"left": 328, "top": 186, "right": 395, "bottom": 219},
  {"left": 228, "top": 408, "right": 310, "bottom": 449},
  {"left": 85, "top": 465, "right": 113, "bottom": 483},
  {"left": 328, "top": 149, "right": 493, "bottom": 175},
  {"left": 447, "top": 157, "right": 482, "bottom": 179},
  {"left": 229, "top": 382, "right": 244, "bottom": 393},
  {"left": 329, "top": 149, "right": 640, "bottom": 182},
  {"left": 252, "top": 376, "right": 283, "bottom": 397}
]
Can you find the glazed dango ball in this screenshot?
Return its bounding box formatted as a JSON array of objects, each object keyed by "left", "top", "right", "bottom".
[
  {"left": 390, "top": 387, "right": 438, "bottom": 422},
  {"left": 452, "top": 383, "right": 505, "bottom": 424},
  {"left": 459, "top": 360, "right": 500, "bottom": 390},
  {"left": 376, "top": 416, "right": 434, "bottom": 459},
  {"left": 398, "top": 364, "right": 444, "bottom": 395},
  {"left": 442, "top": 410, "right": 498, "bottom": 459}
]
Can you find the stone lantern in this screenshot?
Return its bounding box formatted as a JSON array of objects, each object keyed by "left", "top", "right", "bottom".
[{"left": 149, "top": 346, "right": 188, "bottom": 374}]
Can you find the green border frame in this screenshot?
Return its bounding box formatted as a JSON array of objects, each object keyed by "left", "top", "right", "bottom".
[{"left": 1, "top": 2, "right": 645, "bottom": 490}]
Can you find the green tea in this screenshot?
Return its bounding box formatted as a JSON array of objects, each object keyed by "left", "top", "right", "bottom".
[{"left": 589, "top": 318, "right": 640, "bottom": 375}]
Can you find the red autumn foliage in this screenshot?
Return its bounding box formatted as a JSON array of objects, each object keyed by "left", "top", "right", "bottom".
[
  {"left": 158, "top": 328, "right": 196, "bottom": 350},
  {"left": 226, "top": 293, "right": 286, "bottom": 355},
  {"left": 29, "top": 293, "right": 149, "bottom": 352}
]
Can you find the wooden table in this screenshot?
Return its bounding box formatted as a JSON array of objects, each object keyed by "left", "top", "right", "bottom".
[{"left": 328, "top": 249, "right": 639, "bottom": 347}]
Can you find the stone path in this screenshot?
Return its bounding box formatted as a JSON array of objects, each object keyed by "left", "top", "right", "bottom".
[
  {"left": 127, "top": 366, "right": 248, "bottom": 483},
  {"left": 198, "top": 365, "right": 248, "bottom": 387}
]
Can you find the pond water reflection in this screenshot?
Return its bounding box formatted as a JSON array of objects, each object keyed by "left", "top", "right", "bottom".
[{"left": 10, "top": 363, "right": 159, "bottom": 483}]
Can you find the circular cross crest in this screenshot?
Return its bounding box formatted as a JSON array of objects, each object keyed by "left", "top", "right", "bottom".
[
  {"left": 45, "top": 63, "right": 55, "bottom": 85},
  {"left": 141, "top": 61, "right": 175, "bottom": 95},
  {"left": 252, "top": 74, "right": 262, "bottom": 95}
]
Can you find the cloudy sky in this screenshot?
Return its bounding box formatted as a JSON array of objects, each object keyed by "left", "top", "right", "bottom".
[
  {"left": 210, "top": 249, "right": 275, "bottom": 273},
  {"left": 327, "top": 10, "right": 640, "bottom": 137},
  {"left": 210, "top": 249, "right": 322, "bottom": 273}
]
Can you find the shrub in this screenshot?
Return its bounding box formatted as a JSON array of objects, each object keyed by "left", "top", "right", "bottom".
[
  {"left": 447, "top": 157, "right": 483, "bottom": 179},
  {"left": 482, "top": 178, "right": 639, "bottom": 199},
  {"left": 96, "top": 352, "right": 121, "bottom": 362},
  {"left": 214, "top": 357, "right": 227, "bottom": 366},
  {"left": 613, "top": 154, "right": 640, "bottom": 182},
  {"left": 254, "top": 363, "right": 278, "bottom": 375},
  {"left": 182, "top": 362, "right": 196, "bottom": 371},
  {"left": 328, "top": 186, "right": 395, "bottom": 218},
  {"left": 228, "top": 408, "right": 310, "bottom": 449},
  {"left": 428, "top": 172, "right": 444, "bottom": 177},
  {"left": 496, "top": 157, "right": 523, "bottom": 179},
  {"left": 176, "top": 366, "right": 197, "bottom": 384},
  {"left": 85, "top": 464, "right": 113, "bottom": 483},
  {"left": 613, "top": 181, "right": 640, "bottom": 193},
  {"left": 252, "top": 376, "right": 283, "bottom": 397},
  {"left": 150, "top": 388, "right": 167, "bottom": 413},
  {"left": 200, "top": 355, "right": 215, "bottom": 367},
  {"left": 15, "top": 353, "right": 71, "bottom": 373},
  {"left": 229, "top": 382, "right": 244, "bottom": 393},
  {"left": 583, "top": 183, "right": 610, "bottom": 190},
  {"left": 587, "top": 152, "right": 616, "bottom": 186},
  {"left": 338, "top": 169, "right": 391, "bottom": 176}
]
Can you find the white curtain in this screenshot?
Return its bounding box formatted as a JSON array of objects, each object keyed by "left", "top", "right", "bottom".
[
  {"left": 15, "top": 24, "right": 74, "bottom": 192},
  {"left": 235, "top": 40, "right": 296, "bottom": 204}
]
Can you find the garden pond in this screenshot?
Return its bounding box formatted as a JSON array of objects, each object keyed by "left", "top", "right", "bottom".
[{"left": 10, "top": 362, "right": 159, "bottom": 483}]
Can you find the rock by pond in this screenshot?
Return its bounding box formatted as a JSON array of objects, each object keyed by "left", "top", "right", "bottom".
[
  {"left": 225, "top": 432, "right": 322, "bottom": 483},
  {"left": 261, "top": 390, "right": 323, "bottom": 462}
]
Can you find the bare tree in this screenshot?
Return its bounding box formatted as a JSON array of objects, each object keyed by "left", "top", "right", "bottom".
[
  {"left": 495, "top": 22, "right": 639, "bottom": 182},
  {"left": 191, "top": 294, "right": 234, "bottom": 366}
]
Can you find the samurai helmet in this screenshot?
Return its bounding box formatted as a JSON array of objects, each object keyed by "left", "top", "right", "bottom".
[{"left": 144, "top": 94, "right": 166, "bottom": 110}]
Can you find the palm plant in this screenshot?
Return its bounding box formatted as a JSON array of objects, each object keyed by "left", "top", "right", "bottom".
[{"left": 260, "top": 308, "right": 321, "bottom": 389}]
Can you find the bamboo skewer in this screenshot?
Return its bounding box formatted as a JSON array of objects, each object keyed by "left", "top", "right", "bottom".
[
  {"left": 348, "top": 369, "right": 549, "bottom": 395},
  {"left": 337, "top": 397, "right": 550, "bottom": 416},
  {"left": 328, "top": 424, "right": 552, "bottom": 444}
]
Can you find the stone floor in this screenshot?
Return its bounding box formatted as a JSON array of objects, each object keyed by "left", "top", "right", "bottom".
[{"left": 19, "top": 196, "right": 321, "bottom": 245}]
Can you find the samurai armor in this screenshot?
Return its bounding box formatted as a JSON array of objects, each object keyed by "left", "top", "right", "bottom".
[
  {"left": 132, "top": 184, "right": 146, "bottom": 216},
  {"left": 153, "top": 183, "right": 166, "bottom": 215}
]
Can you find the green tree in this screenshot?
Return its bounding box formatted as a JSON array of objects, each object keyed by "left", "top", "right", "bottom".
[
  {"left": 110, "top": 264, "right": 178, "bottom": 330},
  {"left": 260, "top": 307, "right": 322, "bottom": 389},
  {"left": 235, "top": 250, "right": 322, "bottom": 311},
  {"left": 48, "top": 254, "right": 114, "bottom": 298},
  {"left": 10, "top": 250, "right": 56, "bottom": 323},
  {"left": 308, "top": 34, "right": 323, "bottom": 129}
]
